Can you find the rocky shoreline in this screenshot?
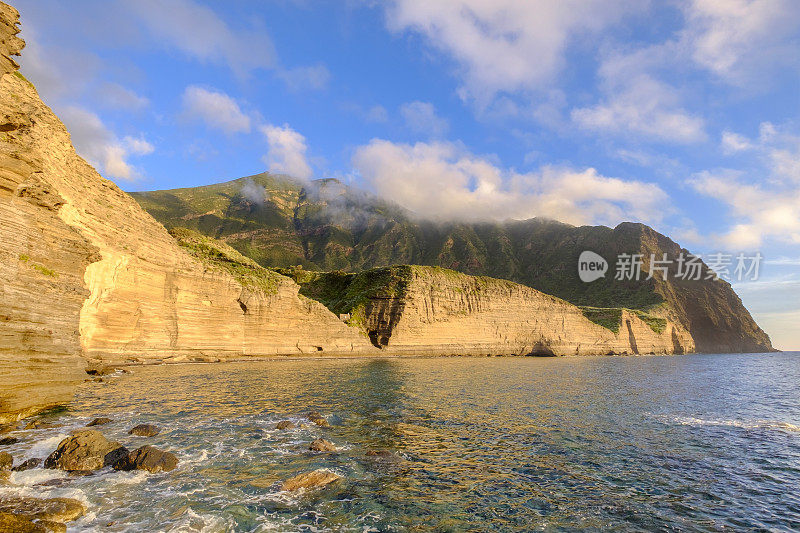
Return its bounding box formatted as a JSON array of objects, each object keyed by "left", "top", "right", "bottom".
[{"left": 0, "top": 369, "right": 402, "bottom": 530}]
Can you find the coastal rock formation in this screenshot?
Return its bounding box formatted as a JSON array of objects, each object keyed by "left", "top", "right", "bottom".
[
  {"left": 133, "top": 174, "right": 772, "bottom": 354},
  {"left": 0, "top": 1, "right": 772, "bottom": 425},
  {"left": 0, "top": 2, "right": 375, "bottom": 421},
  {"left": 294, "top": 266, "right": 695, "bottom": 356}
]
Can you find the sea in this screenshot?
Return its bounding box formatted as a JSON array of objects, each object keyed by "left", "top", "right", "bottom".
[{"left": 1, "top": 352, "right": 799, "bottom": 531}]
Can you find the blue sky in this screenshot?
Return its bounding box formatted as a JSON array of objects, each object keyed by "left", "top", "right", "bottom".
[{"left": 13, "top": 0, "right": 800, "bottom": 349}]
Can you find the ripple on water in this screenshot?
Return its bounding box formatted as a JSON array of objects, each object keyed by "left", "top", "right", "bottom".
[{"left": 1, "top": 353, "right": 798, "bottom": 531}]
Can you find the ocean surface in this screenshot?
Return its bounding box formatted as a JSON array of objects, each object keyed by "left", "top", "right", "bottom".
[{"left": 2, "top": 352, "right": 799, "bottom": 532}]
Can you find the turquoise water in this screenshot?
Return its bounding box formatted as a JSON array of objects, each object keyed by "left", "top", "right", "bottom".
[{"left": 2, "top": 352, "right": 799, "bottom": 531}]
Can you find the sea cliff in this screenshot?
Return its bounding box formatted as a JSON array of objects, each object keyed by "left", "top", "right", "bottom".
[{"left": 0, "top": 1, "right": 770, "bottom": 423}]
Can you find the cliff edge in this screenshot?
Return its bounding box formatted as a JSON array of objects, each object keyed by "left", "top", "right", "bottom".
[{"left": 0, "top": 2, "right": 375, "bottom": 422}]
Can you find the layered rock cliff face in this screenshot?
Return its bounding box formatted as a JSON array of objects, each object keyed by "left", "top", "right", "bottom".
[
  {"left": 0, "top": 2, "right": 768, "bottom": 423},
  {"left": 289, "top": 266, "right": 695, "bottom": 356},
  {"left": 133, "top": 174, "right": 773, "bottom": 354},
  {"left": 0, "top": 3, "right": 374, "bottom": 421}
]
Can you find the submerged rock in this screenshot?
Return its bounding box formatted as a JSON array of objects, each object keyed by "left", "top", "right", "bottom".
[
  {"left": 128, "top": 424, "right": 160, "bottom": 437},
  {"left": 113, "top": 445, "right": 178, "bottom": 473},
  {"left": 43, "top": 430, "right": 126, "bottom": 471},
  {"left": 307, "top": 411, "right": 322, "bottom": 420},
  {"left": 23, "top": 419, "right": 57, "bottom": 430},
  {"left": 310, "top": 417, "right": 330, "bottom": 428},
  {"left": 281, "top": 469, "right": 342, "bottom": 491},
  {"left": 309, "top": 438, "right": 337, "bottom": 452},
  {"left": 86, "top": 417, "right": 111, "bottom": 427},
  {"left": 365, "top": 449, "right": 395, "bottom": 459},
  {"left": 275, "top": 420, "right": 295, "bottom": 430},
  {"left": 12, "top": 458, "right": 42, "bottom": 472},
  {"left": 0, "top": 495, "right": 86, "bottom": 526}
]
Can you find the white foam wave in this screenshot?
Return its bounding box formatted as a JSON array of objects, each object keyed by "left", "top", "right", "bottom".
[
  {"left": 672, "top": 416, "right": 800, "bottom": 432},
  {"left": 25, "top": 433, "right": 68, "bottom": 458},
  {"left": 9, "top": 467, "right": 67, "bottom": 486}
]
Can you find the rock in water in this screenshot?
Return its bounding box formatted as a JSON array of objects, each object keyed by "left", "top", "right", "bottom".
[
  {"left": 281, "top": 470, "right": 342, "bottom": 491},
  {"left": 0, "top": 437, "right": 19, "bottom": 446},
  {"left": 86, "top": 417, "right": 111, "bottom": 427},
  {"left": 275, "top": 420, "right": 295, "bottom": 430},
  {"left": 307, "top": 411, "right": 322, "bottom": 420},
  {"left": 365, "top": 449, "right": 395, "bottom": 459},
  {"left": 43, "top": 430, "right": 126, "bottom": 471},
  {"left": 0, "top": 452, "right": 11, "bottom": 470},
  {"left": 310, "top": 417, "right": 330, "bottom": 427},
  {"left": 0, "top": 495, "right": 86, "bottom": 523},
  {"left": 128, "top": 424, "right": 160, "bottom": 437},
  {"left": 113, "top": 445, "right": 178, "bottom": 473},
  {"left": 309, "top": 438, "right": 337, "bottom": 452},
  {"left": 12, "top": 458, "right": 41, "bottom": 472}
]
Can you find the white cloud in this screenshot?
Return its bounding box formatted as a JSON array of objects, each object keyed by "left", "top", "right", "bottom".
[
  {"left": 60, "top": 106, "right": 153, "bottom": 181},
  {"left": 384, "top": 0, "right": 634, "bottom": 102},
  {"left": 572, "top": 75, "right": 706, "bottom": 143},
  {"left": 123, "top": 135, "right": 154, "bottom": 155},
  {"left": 352, "top": 139, "right": 668, "bottom": 225},
  {"left": 182, "top": 86, "right": 251, "bottom": 134},
  {"left": 278, "top": 64, "right": 331, "bottom": 91},
  {"left": 125, "top": 0, "right": 276, "bottom": 75},
  {"left": 721, "top": 130, "right": 753, "bottom": 153},
  {"left": 400, "top": 101, "right": 449, "bottom": 137},
  {"left": 260, "top": 123, "right": 313, "bottom": 180},
  {"left": 96, "top": 82, "right": 149, "bottom": 110},
  {"left": 683, "top": 0, "right": 800, "bottom": 84},
  {"left": 691, "top": 124, "right": 800, "bottom": 247}
]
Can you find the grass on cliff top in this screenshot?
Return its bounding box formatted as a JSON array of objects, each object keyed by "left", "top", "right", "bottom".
[
  {"left": 170, "top": 227, "right": 285, "bottom": 295},
  {"left": 277, "top": 265, "right": 415, "bottom": 330},
  {"left": 579, "top": 306, "right": 667, "bottom": 335}
]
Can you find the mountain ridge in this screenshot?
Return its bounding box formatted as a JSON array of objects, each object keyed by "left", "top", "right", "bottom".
[{"left": 132, "top": 173, "right": 773, "bottom": 353}]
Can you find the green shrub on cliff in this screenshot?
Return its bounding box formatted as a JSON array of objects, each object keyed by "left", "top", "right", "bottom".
[
  {"left": 169, "top": 227, "right": 284, "bottom": 295},
  {"left": 291, "top": 266, "right": 413, "bottom": 331}
]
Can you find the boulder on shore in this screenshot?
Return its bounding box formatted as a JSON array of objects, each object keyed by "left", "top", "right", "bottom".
[
  {"left": 113, "top": 445, "right": 178, "bottom": 473},
  {"left": 128, "top": 424, "right": 160, "bottom": 437},
  {"left": 281, "top": 469, "right": 342, "bottom": 491},
  {"left": 43, "top": 430, "right": 127, "bottom": 471}
]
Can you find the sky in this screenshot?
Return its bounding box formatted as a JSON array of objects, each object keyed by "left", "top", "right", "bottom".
[{"left": 12, "top": 0, "right": 800, "bottom": 349}]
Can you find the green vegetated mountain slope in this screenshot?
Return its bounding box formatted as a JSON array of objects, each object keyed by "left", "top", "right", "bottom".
[{"left": 131, "top": 173, "right": 773, "bottom": 353}]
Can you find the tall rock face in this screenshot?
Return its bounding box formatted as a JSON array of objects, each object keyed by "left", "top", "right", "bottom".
[
  {"left": 0, "top": 2, "right": 90, "bottom": 420},
  {"left": 291, "top": 266, "right": 695, "bottom": 357},
  {"left": 0, "top": 3, "right": 375, "bottom": 422},
  {"left": 133, "top": 175, "right": 773, "bottom": 354}
]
